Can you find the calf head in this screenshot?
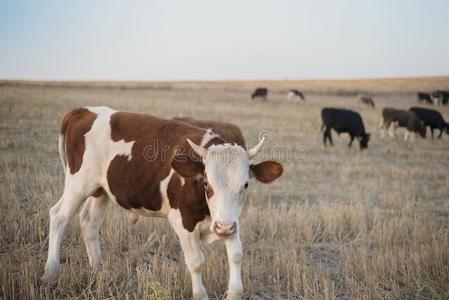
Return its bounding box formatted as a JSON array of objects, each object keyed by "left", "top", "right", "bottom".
[
  {"left": 359, "top": 133, "right": 370, "bottom": 149},
  {"left": 417, "top": 122, "right": 427, "bottom": 138},
  {"left": 172, "top": 137, "right": 283, "bottom": 236}
]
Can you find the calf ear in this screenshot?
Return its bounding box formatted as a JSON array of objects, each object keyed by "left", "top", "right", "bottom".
[
  {"left": 172, "top": 155, "right": 204, "bottom": 178},
  {"left": 250, "top": 160, "right": 283, "bottom": 183}
]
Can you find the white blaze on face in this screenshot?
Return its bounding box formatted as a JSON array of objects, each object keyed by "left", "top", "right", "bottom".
[{"left": 202, "top": 144, "right": 250, "bottom": 233}]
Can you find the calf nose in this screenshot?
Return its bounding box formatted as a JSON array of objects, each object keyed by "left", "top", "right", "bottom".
[{"left": 214, "top": 221, "right": 236, "bottom": 236}]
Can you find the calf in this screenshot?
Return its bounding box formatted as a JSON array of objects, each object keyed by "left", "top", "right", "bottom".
[
  {"left": 41, "top": 107, "right": 283, "bottom": 300},
  {"left": 409, "top": 107, "right": 449, "bottom": 138},
  {"left": 379, "top": 107, "right": 426, "bottom": 141},
  {"left": 251, "top": 87, "right": 268, "bottom": 100},
  {"left": 417, "top": 92, "right": 433, "bottom": 105},
  {"left": 320, "top": 108, "right": 370, "bottom": 149},
  {"left": 287, "top": 89, "right": 305, "bottom": 101},
  {"left": 356, "top": 95, "right": 375, "bottom": 108}
]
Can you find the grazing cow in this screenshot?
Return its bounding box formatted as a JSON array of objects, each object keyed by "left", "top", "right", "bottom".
[
  {"left": 417, "top": 92, "right": 433, "bottom": 105},
  {"left": 409, "top": 107, "right": 449, "bottom": 139},
  {"left": 251, "top": 88, "right": 268, "bottom": 100},
  {"left": 320, "top": 108, "right": 370, "bottom": 149},
  {"left": 356, "top": 95, "right": 375, "bottom": 108},
  {"left": 287, "top": 89, "right": 305, "bottom": 101},
  {"left": 432, "top": 90, "right": 449, "bottom": 106},
  {"left": 41, "top": 107, "right": 283, "bottom": 300},
  {"left": 379, "top": 107, "right": 426, "bottom": 141}
]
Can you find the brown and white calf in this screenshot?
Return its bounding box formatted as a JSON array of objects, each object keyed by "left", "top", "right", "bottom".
[{"left": 41, "top": 106, "right": 283, "bottom": 300}]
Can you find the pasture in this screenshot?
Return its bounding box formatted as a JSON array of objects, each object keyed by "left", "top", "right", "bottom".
[{"left": 1, "top": 78, "right": 449, "bottom": 299}]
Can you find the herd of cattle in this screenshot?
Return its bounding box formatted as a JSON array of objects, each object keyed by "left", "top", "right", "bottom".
[
  {"left": 252, "top": 87, "right": 449, "bottom": 107},
  {"left": 322, "top": 105, "right": 449, "bottom": 149},
  {"left": 252, "top": 87, "right": 306, "bottom": 101},
  {"left": 40, "top": 85, "right": 447, "bottom": 299},
  {"left": 417, "top": 90, "right": 449, "bottom": 106},
  {"left": 252, "top": 87, "right": 449, "bottom": 149}
]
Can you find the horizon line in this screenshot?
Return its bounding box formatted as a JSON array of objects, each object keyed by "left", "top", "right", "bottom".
[{"left": 1, "top": 75, "right": 449, "bottom": 83}]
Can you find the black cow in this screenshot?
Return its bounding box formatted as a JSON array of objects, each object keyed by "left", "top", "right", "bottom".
[
  {"left": 288, "top": 89, "right": 305, "bottom": 101},
  {"left": 379, "top": 107, "right": 426, "bottom": 141},
  {"left": 432, "top": 90, "right": 449, "bottom": 105},
  {"left": 417, "top": 92, "right": 433, "bottom": 105},
  {"left": 251, "top": 88, "right": 268, "bottom": 100},
  {"left": 409, "top": 107, "right": 449, "bottom": 138},
  {"left": 320, "top": 108, "right": 370, "bottom": 149}
]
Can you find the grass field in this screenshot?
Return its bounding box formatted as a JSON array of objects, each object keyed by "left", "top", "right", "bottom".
[{"left": 1, "top": 78, "right": 449, "bottom": 299}]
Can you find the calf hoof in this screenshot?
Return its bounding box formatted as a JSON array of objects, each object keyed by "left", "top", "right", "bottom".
[
  {"left": 193, "top": 290, "right": 208, "bottom": 300},
  {"left": 193, "top": 293, "right": 208, "bottom": 300},
  {"left": 40, "top": 270, "right": 58, "bottom": 283},
  {"left": 226, "top": 292, "right": 243, "bottom": 300},
  {"left": 40, "top": 263, "right": 59, "bottom": 283}
]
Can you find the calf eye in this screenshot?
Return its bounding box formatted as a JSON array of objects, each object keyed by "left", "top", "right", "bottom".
[
  {"left": 203, "top": 180, "right": 214, "bottom": 198},
  {"left": 244, "top": 182, "right": 249, "bottom": 189}
]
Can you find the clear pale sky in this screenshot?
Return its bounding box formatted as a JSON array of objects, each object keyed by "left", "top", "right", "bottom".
[{"left": 1, "top": 0, "right": 448, "bottom": 80}]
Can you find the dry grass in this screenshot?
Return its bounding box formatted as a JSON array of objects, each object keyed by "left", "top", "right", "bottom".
[{"left": 1, "top": 78, "right": 449, "bottom": 299}]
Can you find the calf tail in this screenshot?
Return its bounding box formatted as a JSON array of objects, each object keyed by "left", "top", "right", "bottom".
[
  {"left": 58, "top": 108, "right": 94, "bottom": 173},
  {"left": 317, "top": 123, "right": 327, "bottom": 136},
  {"left": 59, "top": 108, "right": 89, "bottom": 173},
  {"left": 129, "top": 212, "right": 139, "bottom": 224}
]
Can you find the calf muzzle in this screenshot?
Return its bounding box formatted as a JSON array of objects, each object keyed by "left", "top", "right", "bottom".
[{"left": 214, "top": 221, "right": 237, "bottom": 236}]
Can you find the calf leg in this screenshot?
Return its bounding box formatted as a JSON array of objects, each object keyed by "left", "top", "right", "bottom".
[
  {"left": 322, "top": 129, "right": 327, "bottom": 146},
  {"left": 79, "top": 194, "right": 109, "bottom": 270},
  {"left": 348, "top": 135, "right": 354, "bottom": 147},
  {"left": 224, "top": 234, "right": 243, "bottom": 300},
  {"left": 168, "top": 210, "right": 207, "bottom": 300},
  {"left": 404, "top": 131, "right": 412, "bottom": 142},
  {"left": 327, "top": 129, "right": 333, "bottom": 146},
  {"left": 388, "top": 123, "right": 395, "bottom": 138},
  {"left": 430, "top": 128, "right": 434, "bottom": 139},
  {"left": 41, "top": 190, "right": 87, "bottom": 282},
  {"left": 437, "top": 127, "right": 443, "bottom": 139},
  {"left": 323, "top": 128, "right": 333, "bottom": 146},
  {"left": 378, "top": 117, "right": 385, "bottom": 138}
]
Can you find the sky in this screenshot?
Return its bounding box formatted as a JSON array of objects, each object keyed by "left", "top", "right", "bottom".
[{"left": 1, "top": 0, "right": 448, "bottom": 81}]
